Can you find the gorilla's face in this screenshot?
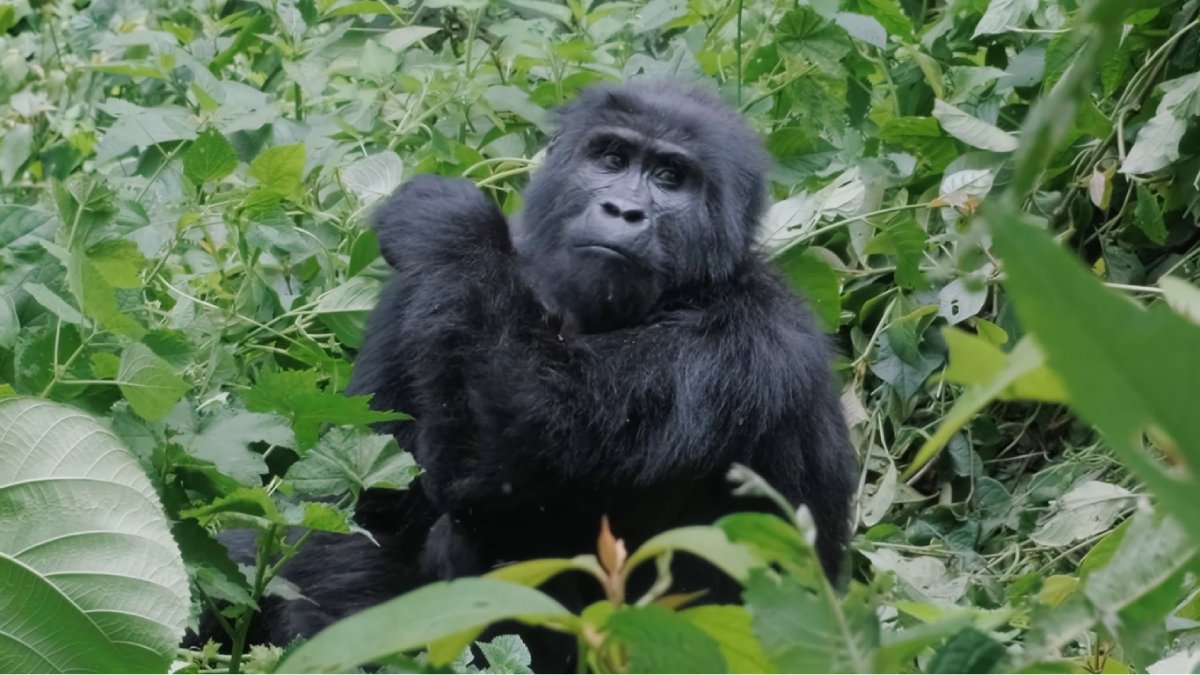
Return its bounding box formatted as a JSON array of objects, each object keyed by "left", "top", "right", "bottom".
[{"left": 515, "top": 82, "right": 768, "bottom": 333}]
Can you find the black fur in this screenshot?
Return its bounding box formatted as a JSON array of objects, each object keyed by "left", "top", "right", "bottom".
[{"left": 194, "top": 81, "right": 857, "bottom": 670}]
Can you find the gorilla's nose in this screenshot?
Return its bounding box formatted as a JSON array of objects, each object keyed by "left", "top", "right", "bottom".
[{"left": 600, "top": 199, "right": 647, "bottom": 225}]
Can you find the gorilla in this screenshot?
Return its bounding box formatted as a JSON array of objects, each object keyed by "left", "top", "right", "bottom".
[{"left": 194, "top": 81, "right": 856, "bottom": 670}]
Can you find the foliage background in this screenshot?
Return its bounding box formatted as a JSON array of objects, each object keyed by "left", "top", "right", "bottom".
[{"left": 1, "top": 0, "right": 1200, "bottom": 672}]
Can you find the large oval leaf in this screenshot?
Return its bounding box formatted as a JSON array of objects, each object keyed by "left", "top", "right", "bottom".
[
  {"left": 0, "top": 398, "right": 190, "bottom": 673},
  {"left": 278, "top": 577, "right": 571, "bottom": 673}
]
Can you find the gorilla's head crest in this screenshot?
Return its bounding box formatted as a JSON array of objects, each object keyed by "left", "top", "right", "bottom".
[{"left": 515, "top": 81, "right": 770, "bottom": 333}]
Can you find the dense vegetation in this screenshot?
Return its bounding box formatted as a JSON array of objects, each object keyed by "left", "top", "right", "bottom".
[{"left": 1, "top": 0, "right": 1199, "bottom": 672}]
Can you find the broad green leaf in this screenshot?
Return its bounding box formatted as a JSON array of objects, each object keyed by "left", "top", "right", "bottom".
[
  {"left": 286, "top": 426, "right": 417, "bottom": 496},
  {"left": 972, "top": 0, "right": 1036, "bottom": 37},
  {"left": 484, "top": 86, "right": 551, "bottom": 132},
  {"left": 183, "top": 128, "right": 238, "bottom": 185},
  {"left": 718, "top": 513, "right": 822, "bottom": 585},
  {"left": 682, "top": 606, "right": 777, "bottom": 674},
  {"left": 927, "top": 628, "right": 1008, "bottom": 673},
  {"left": 21, "top": 282, "right": 84, "bottom": 325},
  {"left": 94, "top": 101, "right": 195, "bottom": 164},
  {"left": 744, "top": 572, "right": 877, "bottom": 673},
  {"left": 486, "top": 556, "right": 605, "bottom": 588},
  {"left": 0, "top": 123, "right": 33, "bottom": 184},
  {"left": 249, "top": 144, "right": 305, "bottom": 197},
  {"left": 67, "top": 251, "right": 145, "bottom": 339},
  {"left": 379, "top": 26, "right": 440, "bottom": 51},
  {"left": 341, "top": 152, "right": 404, "bottom": 207},
  {"left": 0, "top": 398, "right": 189, "bottom": 672},
  {"left": 315, "top": 275, "right": 381, "bottom": 349},
  {"left": 624, "top": 525, "right": 762, "bottom": 585},
  {"left": 834, "top": 12, "right": 887, "bottom": 48},
  {"left": 932, "top": 100, "right": 1018, "bottom": 152},
  {"left": 606, "top": 605, "right": 727, "bottom": 673},
  {"left": 1120, "top": 72, "right": 1200, "bottom": 175},
  {"left": 277, "top": 579, "right": 571, "bottom": 672},
  {"left": 167, "top": 404, "right": 293, "bottom": 484},
  {"left": 87, "top": 239, "right": 145, "bottom": 288},
  {"left": 118, "top": 343, "right": 189, "bottom": 421},
  {"left": 775, "top": 248, "right": 841, "bottom": 331},
  {"left": 1030, "top": 481, "right": 1134, "bottom": 547},
  {"left": 1133, "top": 184, "right": 1167, "bottom": 244}
]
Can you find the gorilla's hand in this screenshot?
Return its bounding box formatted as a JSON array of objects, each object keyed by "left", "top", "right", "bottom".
[{"left": 373, "top": 175, "right": 512, "bottom": 269}]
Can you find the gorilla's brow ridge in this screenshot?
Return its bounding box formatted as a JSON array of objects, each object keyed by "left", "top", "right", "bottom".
[{"left": 585, "top": 125, "right": 699, "bottom": 169}]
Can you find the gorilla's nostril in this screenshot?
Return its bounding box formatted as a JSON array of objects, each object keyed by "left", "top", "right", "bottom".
[
  {"left": 623, "top": 209, "right": 646, "bottom": 224},
  {"left": 601, "top": 201, "right": 621, "bottom": 217}
]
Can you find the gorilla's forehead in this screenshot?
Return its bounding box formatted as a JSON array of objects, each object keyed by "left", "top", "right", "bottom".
[{"left": 558, "top": 82, "right": 759, "bottom": 163}]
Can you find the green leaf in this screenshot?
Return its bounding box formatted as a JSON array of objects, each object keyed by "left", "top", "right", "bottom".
[
  {"left": 682, "top": 606, "right": 777, "bottom": 674},
  {"left": 183, "top": 128, "right": 238, "bottom": 185},
  {"left": 87, "top": 239, "right": 146, "bottom": 288},
  {"left": 484, "top": 86, "right": 552, "bottom": 133},
  {"left": 972, "top": 0, "right": 1036, "bottom": 37},
  {"left": 277, "top": 579, "right": 571, "bottom": 672},
  {"left": 0, "top": 398, "right": 189, "bottom": 672},
  {"left": 834, "top": 12, "right": 887, "bottom": 48},
  {"left": 477, "top": 635, "right": 534, "bottom": 674},
  {"left": 625, "top": 526, "right": 763, "bottom": 585},
  {"left": 1030, "top": 480, "right": 1134, "bottom": 547},
  {"left": 1120, "top": 72, "right": 1200, "bottom": 175},
  {"left": 0, "top": 123, "right": 33, "bottom": 185},
  {"left": 932, "top": 100, "right": 1018, "bottom": 152},
  {"left": 775, "top": 248, "right": 841, "bottom": 331},
  {"left": 606, "top": 605, "right": 727, "bottom": 674},
  {"left": 22, "top": 282, "right": 84, "bottom": 325},
  {"left": 744, "top": 572, "right": 877, "bottom": 673},
  {"left": 379, "top": 26, "right": 440, "bottom": 52},
  {"left": 168, "top": 404, "right": 293, "bottom": 485},
  {"left": 68, "top": 250, "right": 145, "bottom": 339},
  {"left": 286, "top": 426, "right": 417, "bottom": 497},
  {"left": 485, "top": 556, "right": 605, "bottom": 588},
  {"left": 990, "top": 211, "right": 1200, "bottom": 538},
  {"left": 341, "top": 152, "right": 404, "bottom": 207},
  {"left": 927, "top": 628, "right": 1008, "bottom": 673},
  {"left": 315, "top": 275, "right": 382, "bottom": 349},
  {"left": 249, "top": 144, "right": 306, "bottom": 198},
  {"left": 118, "top": 343, "right": 189, "bottom": 421},
  {"left": 243, "top": 369, "right": 409, "bottom": 450},
  {"left": 1133, "top": 184, "right": 1167, "bottom": 244}
]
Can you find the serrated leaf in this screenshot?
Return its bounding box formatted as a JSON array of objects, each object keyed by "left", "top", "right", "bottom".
[
  {"left": 682, "top": 606, "right": 776, "bottom": 674},
  {"left": 341, "top": 153, "right": 404, "bottom": 208},
  {"left": 606, "top": 605, "right": 727, "bottom": 674},
  {"left": 249, "top": 144, "right": 306, "bottom": 197},
  {"left": 0, "top": 398, "right": 189, "bottom": 672},
  {"left": 118, "top": 343, "right": 189, "bottom": 421},
  {"left": 68, "top": 250, "right": 145, "bottom": 339},
  {"left": 932, "top": 100, "right": 1018, "bottom": 152},
  {"left": 244, "top": 369, "right": 408, "bottom": 450},
  {"left": 169, "top": 404, "right": 293, "bottom": 484},
  {"left": 183, "top": 128, "right": 238, "bottom": 185},
  {"left": 286, "top": 426, "right": 417, "bottom": 497}
]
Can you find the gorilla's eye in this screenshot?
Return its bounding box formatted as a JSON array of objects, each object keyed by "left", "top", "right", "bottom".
[
  {"left": 654, "top": 165, "right": 684, "bottom": 189},
  {"left": 601, "top": 151, "right": 628, "bottom": 171}
]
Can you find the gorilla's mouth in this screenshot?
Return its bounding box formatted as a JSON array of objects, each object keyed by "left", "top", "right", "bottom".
[{"left": 573, "top": 243, "right": 642, "bottom": 267}]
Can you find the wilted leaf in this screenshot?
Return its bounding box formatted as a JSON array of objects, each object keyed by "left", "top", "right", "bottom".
[{"left": 932, "top": 100, "right": 1018, "bottom": 152}]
